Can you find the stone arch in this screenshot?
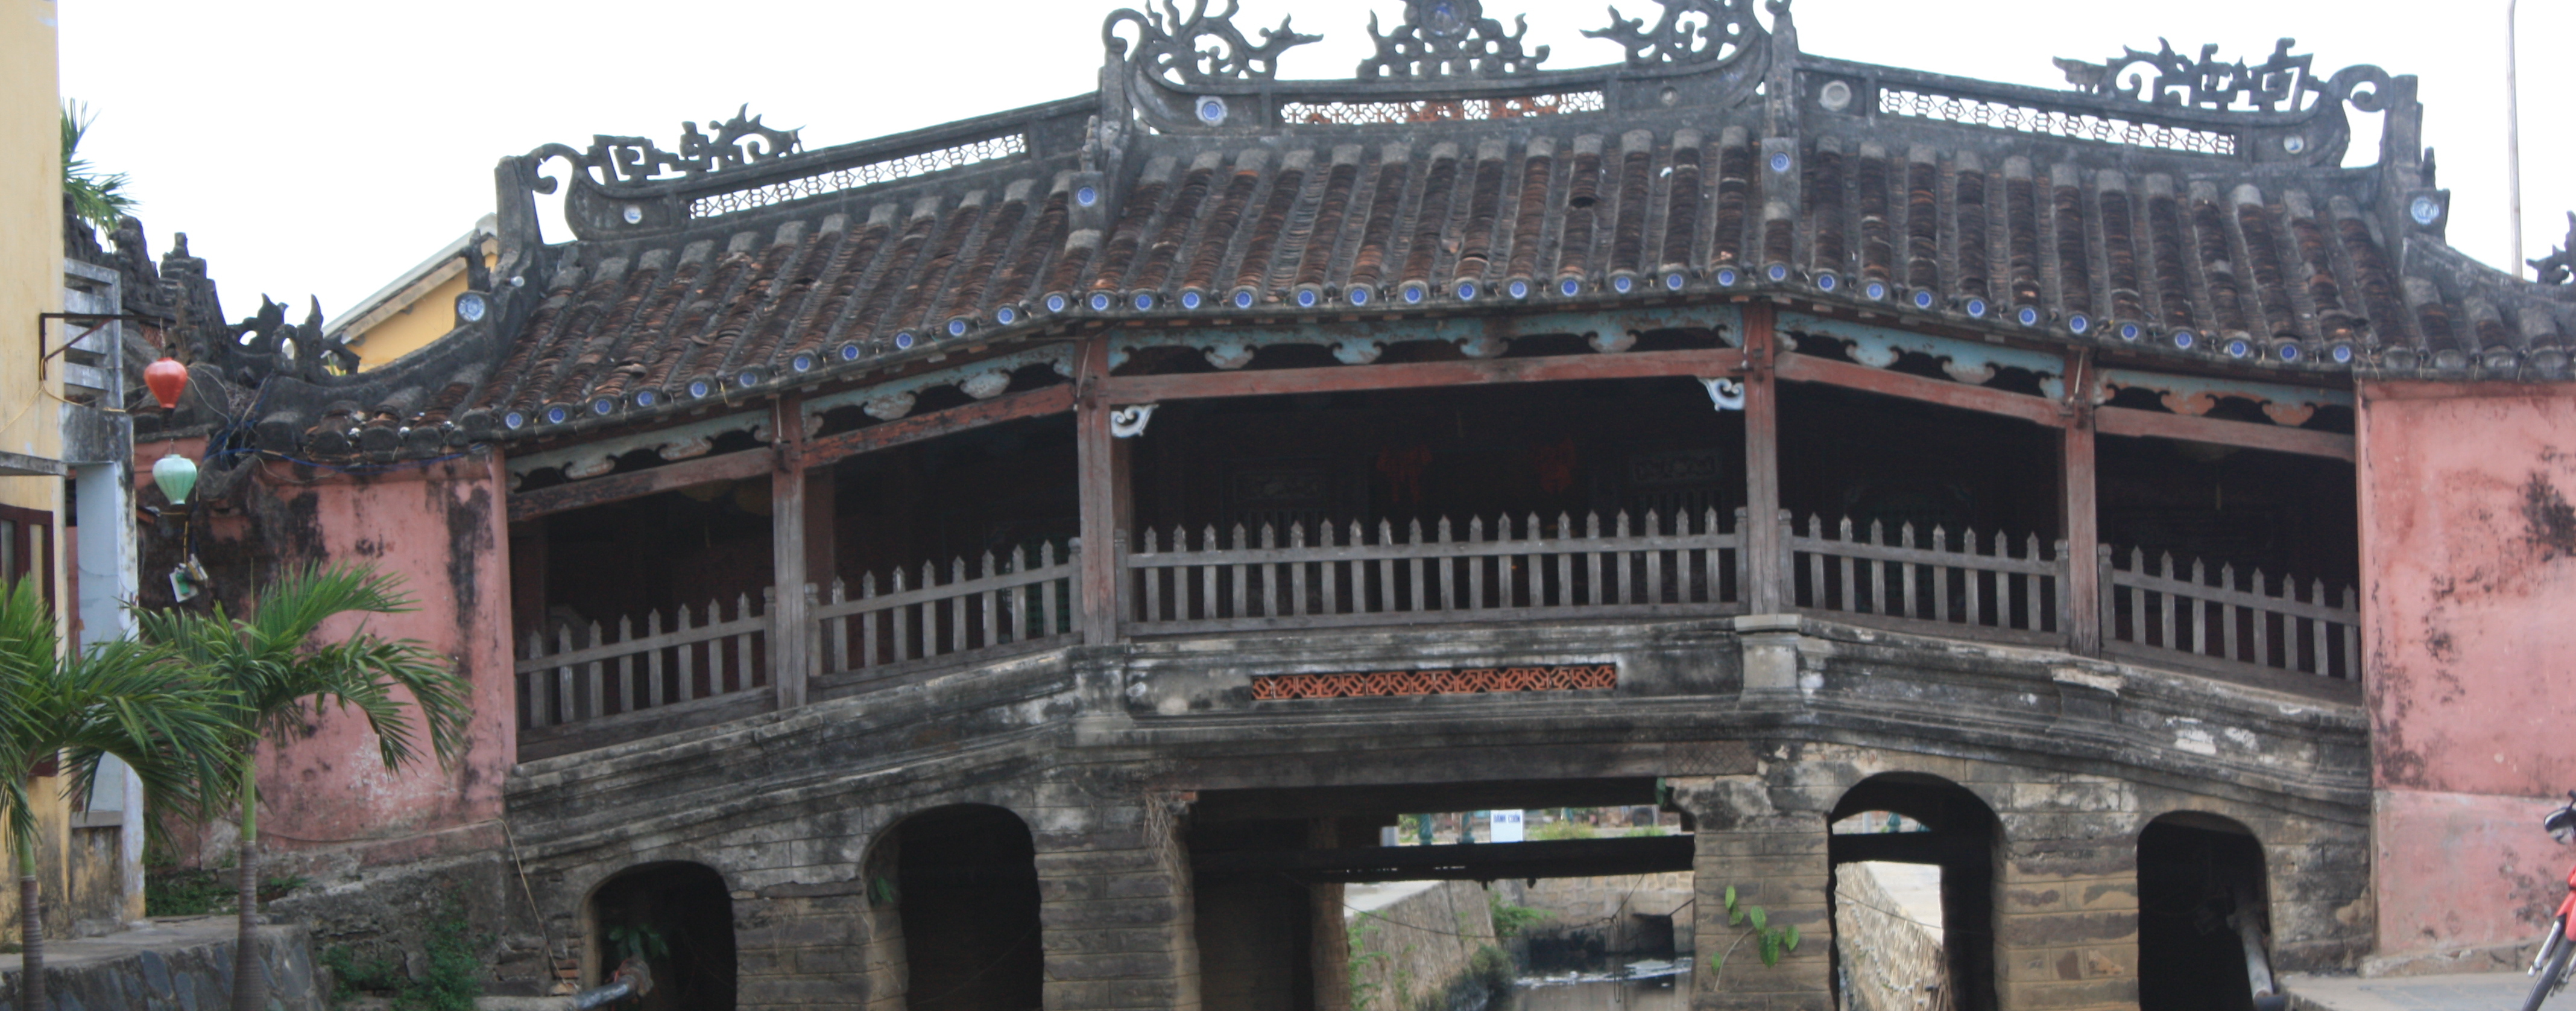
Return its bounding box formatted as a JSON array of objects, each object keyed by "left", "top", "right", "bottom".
[
  {"left": 2137, "top": 811, "right": 2272, "bottom": 1011},
  {"left": 586, "top": 861, "right": 739, "bottom": 1011},
  {"left": 867, "top": 803, "right": 1043, "bottom": 1011},
  {"left": 1828, "top": 772, "right": 2002, "bottom": 1011}
]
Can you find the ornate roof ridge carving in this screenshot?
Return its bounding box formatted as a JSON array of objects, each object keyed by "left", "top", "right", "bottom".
[
  {"left": 1359, "top": 0, "right": 1548, "bottom": 80},
  {"left": 2053, "top": 37, "right": 2394, "bottom": 116},
  {"left": 1103, "top": 0, "right": 1319, "bottom": 86},
  {"left": 1582, "top": 0, "right": 1774, "bottom": 69}
]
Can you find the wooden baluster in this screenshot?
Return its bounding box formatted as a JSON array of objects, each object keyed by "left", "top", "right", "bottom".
[
  {"left": 2215, "top": 563, "right": 2238, "bottom": 664},
  {"left": 1930, "top": 526, "right": 1951, "bottom": 623},
  {"left": 1246, "top": 524, "right": 1267, "bottom": 618},
  {"left": 1867, "top": 520, "right": 1889, "bottom": 616},
  {"left": 819, "top": 580, "right": 844, "bottom": 675},
  {"left": 1405, "top": 519, "right": 1425, "bottom": 613},
  {"left": 1705, "top": 507, "right": 1726, "bottom": 604},
  {"left": 1526, "top": 513, "right": 1545, "bottom": 608},
  {"left": 2341, "top": 585, "right": 2361, "bottom": 679},
  {"left": 941, "top": 557, "right": 962, "bottom": 655},
  {"left": 857, "top": 572, "right": 880, "bottom": 668},
  {"left": 2025, "top": 533, "right": 2044, "bottom": 631},
  {"left": 1799, "top": 515, "right": 1822, "bottom": 610},
  {"left": 1554, "top": 513, "right": 1574, "bottom": 609},
  {"left": 1288, "top": 522, "right": 1309, "bottom": 617},
  {"left": 2123, "top": 548, "right": 2144, "bottom": 646},
  {"left": 1467, "top": 516, "right": 1486, "bottom": 610},
  {"left": 2246, "top": 567, "right": 2269, "bottom": 668},
  {"left": 1435, "top": 518, "right": 1455, "bottom": 612},
  {"left": 1140, "top": 528, "right": 1163, "bottom": 624},
  {"left": 974, "top": 551, "right": 995, "bottom": 650},
  {"left": 1646, "top": 510, "right": 1666, "bottom": 605},
  {"left": 1962, "top": 530, "right": 1984, "bottom": 627},
  {"left": 576, "top": 621, "right": 601, "bottom": 721},
  {"left": 675, "top": 603, "right": 698, "bottom": 700},
  {"left": 1614, "top": 511, "right": 1635, "bottom": 606},
  {"left": 2318, "top": 580, "right": 2338, "bottom": 676},
  {"left": 1199, "top": 525, "right": 1219, "bottom": 621},
  {"left": 1005, "top": 549, "right": 1027, "bottom": 645},
  {"left": 738, "top": 593, "right": 759, "bottom": 692},
  {"left": 614, "top": 616, "right": 636, "bottom": 714},
  {"left": 2183, "top": 558, "right": 2205, "bottom": 655},
  {"left": 522, "top": 631, "right": 548, "bottom": 728},
  {"left": 1898, "top": 523, "right": 1919, "bottom": 620},
  {"left": 1041, "top": 543, "right": 1062, "bottom": 638},
  {"left": 1831, "top": 516, "right": 1854, "bottom": 613},
  {"left": 645, "top": 610, "right": 668, "bottom": 706},
  {"left": 2152, "top": 553, "right": 2175, "bottom": 651},
  {"left": 1230, "top": 523, "right": 1250, "bottom": 620},
  {"left": 891, "top": 568, "right": 914, "bottom": 662}
]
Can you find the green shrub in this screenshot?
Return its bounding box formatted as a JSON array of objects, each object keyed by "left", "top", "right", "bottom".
[
  {"left": 320, "top": 904, "right": 487, "bottom": 1011},
  {"left": 1488, "top": 891, "right": 1549, "bottom": 939},
  {"left": 1529, "top": 818, "right": 1596, "bottom": 841}
]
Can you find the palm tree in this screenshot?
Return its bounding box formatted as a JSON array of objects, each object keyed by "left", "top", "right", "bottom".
[
  {"left": 60, "top": 101, "right": 134, "bottom": 229},
  {"left": 136, "top": 563, "right": 473, "bottom": 1011},
  {"left": 1, "top": 581, "right": 236, "bottom": 1011}
]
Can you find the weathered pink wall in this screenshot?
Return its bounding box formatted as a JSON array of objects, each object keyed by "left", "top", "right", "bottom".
[
  {"left": 136, "top": 448, "right": 516, "bottom": 864},
  {"left": 2360, "top": 381, "right": 2576, "bottom": 962}
]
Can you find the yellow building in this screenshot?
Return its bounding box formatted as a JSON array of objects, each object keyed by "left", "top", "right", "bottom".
[
  {"left": 4, "top": 0, "right": 148, "bottom": 945},
  {"left": 332, "top": 217, "right": 496, "bottom": 369}
]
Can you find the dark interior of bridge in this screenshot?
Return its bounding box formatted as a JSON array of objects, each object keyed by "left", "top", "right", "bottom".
[
  {"left": 894, "top": 804, "right": 1044, "bottom": 1011},
  {"left": 2137, "top": 814, "right": 2268, "bottom": 1011},
  {"left": 589, "top": 861, "right": 739, "bottom": 1011}
]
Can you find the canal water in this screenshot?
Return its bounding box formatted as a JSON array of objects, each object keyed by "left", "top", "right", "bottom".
[{"left": 1491, "top": 962, "right": 1688, "bottom": 1010}]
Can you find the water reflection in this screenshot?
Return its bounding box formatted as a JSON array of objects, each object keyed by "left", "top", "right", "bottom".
[{"left": 1493, "top": 965, "right": 1690, "bottom": 1010}]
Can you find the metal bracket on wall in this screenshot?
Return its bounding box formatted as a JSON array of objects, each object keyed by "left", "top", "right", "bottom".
[{"left": 36, "top": 312, "right": 154, "bottom": 380}]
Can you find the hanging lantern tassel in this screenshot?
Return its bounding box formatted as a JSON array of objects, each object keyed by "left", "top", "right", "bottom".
[
  {"left": 153, "top": 453, "right": 199, "bottom": 506},
  {"left": 144, "top": 357, "right": 189, "bottom": 410}
]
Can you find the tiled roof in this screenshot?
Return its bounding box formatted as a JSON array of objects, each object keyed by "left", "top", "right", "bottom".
[{"left": 130, "top": 0, "right": 2576, "bottom": 460}]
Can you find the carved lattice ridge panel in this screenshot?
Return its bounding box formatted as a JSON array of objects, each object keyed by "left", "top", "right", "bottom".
[
  {"left": 689, "top": 133, "right": 1031, "bottom": 218},
  {"left": 1876, "top": 87, "right": 2237, "bottom": 156},
  {"left": 1280, "top": 90, "right": 1604, "bottom": 125},
  {"left": 1247, "top": 664, "right": 1617, "bottom": 700}
]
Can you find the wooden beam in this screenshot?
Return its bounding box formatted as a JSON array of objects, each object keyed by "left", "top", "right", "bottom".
[
  {"left": 1100, "top": 347, "right": 1745, "bottom": 404},
  {"left": 802, "top": 384, "right": 1076, "bottom": 469},
  {"left": 1742, "top": 304, "right": 1784, "bottom": 613},
  {"left": 506, "top": 447, "right": 774, "bottom": 522},
  {"left": 1192, "top": 835, "right": 1696, "bottom": 883},
  {"left": 1774, "top": 352, "right": 2063, "bottom": 426},
  {"left": 770, "top": 395, "right": 809, "bottom": 711},
  {"left": 1075, "top": 338, "right": 1125, "bottom": 644},
  {"left": 2062, "top": 411, "right": 2101, "bottom": 656},
  {"left": 2094, "top": 405, "right": 2355, "bottom": 460}
]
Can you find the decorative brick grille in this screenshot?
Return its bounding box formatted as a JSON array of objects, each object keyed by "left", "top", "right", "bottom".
[
  {"left": 1875, "top": 87, "right": 2237, "bottom": 156},
  {"left": 689, "top": 133, "right": 1031, "bottom": 218},
  {"left": 1280, "top": 90, "right": 1604, "bottom": 125},
  {"left": 1248, "top": 664, "right": 1617, "bottom": 700}
]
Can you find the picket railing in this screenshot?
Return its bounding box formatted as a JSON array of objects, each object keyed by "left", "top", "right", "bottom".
[
  {"left": 1785, "top": 514, "right": 2068, "bottom": 644},
  {"left": 812, "top": 542, "right": 1080, "bottom": 689},
  {"left": 2100, "top": 547, "right": 2361, "bottom": 682},
  {"left": 1123, "top": 509, "right": 1745, "bottom": 635},
  {"left": 516, "top": 589, "right": 772, "bottom": 732}
]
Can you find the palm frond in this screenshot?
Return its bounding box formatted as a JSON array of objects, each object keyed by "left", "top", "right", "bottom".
[{"left": 60, "top": 101, "right": 134, "bottom": 229}]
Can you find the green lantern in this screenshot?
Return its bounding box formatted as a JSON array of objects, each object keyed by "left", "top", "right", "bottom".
[{"left": 152, "top": 453, "right": 199, "bottom": 506}]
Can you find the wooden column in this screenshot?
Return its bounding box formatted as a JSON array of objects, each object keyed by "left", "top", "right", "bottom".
[
  {"left": 2062, "top": 352, "right": 2101, "bottom": 656},
  {"left": 770, "top": 395, "right": 810, "bottom": 710},
  {"left": 1075, "top": 337, "right": 1130, "bottom": 644},
  {"left": 1743, "top": 302, "right": 1785, "bottom": 613}
]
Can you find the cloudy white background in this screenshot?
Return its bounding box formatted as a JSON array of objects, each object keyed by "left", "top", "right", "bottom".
[{"left": 57, "top": 0, "right": 2576, "bottom": 324}]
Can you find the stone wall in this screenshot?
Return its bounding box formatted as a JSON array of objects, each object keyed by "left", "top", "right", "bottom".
[
  {"left": 1518, "top": 871, "right": 1695, "bottom": 960},
  {"left": 0, "top": 920, "right": 319, "bottom": 1011},
  {"left": 1836, "top": 862, "right": 1945, "bottom": 1011},
  {"left": 1348, "top": 881, "right": 1503, "bottom": 1011}
]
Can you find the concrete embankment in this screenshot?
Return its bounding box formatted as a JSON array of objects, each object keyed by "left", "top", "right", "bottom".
[
  {"left": 0, "top": 918, "right": 320, "bottom": 1011},
  {"left": 1516, "top": 872, "right": 1695, "bottom": 965},
  {"left": 1347, "top": 880, "right": 1512, "bottom": 1011},
  {"left": 1835, "top": 861, "right": 1946, "bottom": 1011}
]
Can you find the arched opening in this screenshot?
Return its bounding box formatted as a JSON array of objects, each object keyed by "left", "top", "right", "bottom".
[
  {"left": 589, "top": 861, "right": 739, "bottom": 1011},
  {"left": 1828, "top": 774, "right": 2000, "bottom": 1011},
  {"left": 894, "top": 804, "right": 1043, "bottom": 1011},
  {"left": 2138, "top": 813, "right": 2272, "bottom": 1011}
]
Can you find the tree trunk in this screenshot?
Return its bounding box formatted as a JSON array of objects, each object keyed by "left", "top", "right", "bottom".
[
  {"left": 229, "top": 758, "right": 264, "bottom": 1011},
  {"left": 17, "top": 854, "right": 43, "bottom": 1011}
]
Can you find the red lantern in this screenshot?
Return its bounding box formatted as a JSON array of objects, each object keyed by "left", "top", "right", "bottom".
[{"left": 144, "top": 357, "right": 188, "bottom": 410}]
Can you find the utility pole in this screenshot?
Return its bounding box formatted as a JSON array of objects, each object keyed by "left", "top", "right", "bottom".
[{"left": 2508, "top": 0, "right": 2525, "bottom": 277}]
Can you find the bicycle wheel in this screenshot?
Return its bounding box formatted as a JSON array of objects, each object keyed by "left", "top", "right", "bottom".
[{"left": 2524, "top": 924, "right": 2575, "bottom": 1011}]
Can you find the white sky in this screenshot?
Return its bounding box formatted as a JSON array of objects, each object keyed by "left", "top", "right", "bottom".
[{"left": 58, "top": 0, "right": 2575, "bottom": 324}]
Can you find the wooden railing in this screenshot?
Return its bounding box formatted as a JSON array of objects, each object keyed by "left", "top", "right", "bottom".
[
  {"left": 516, "top": 589, "right": 773, "bottom": 734},
  {"left": 2101, "top": 547, "right": 2361, "bottom": 682},
  {"left": 1122, "top": 510, "right": 1745, "bottom": 636},
  {"left": 811, "top": 542, "right": 1080, "bottom": 692},
  {"left": 1785, "top": 514, "right": 2068, "bottom": 644}
]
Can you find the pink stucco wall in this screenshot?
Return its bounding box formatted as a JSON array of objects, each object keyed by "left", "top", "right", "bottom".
[
  {"left": 2360, "top": 381, "right": 2576, "bottom": 959},
  {"left": 136, "top": 448, "right": 516, "bottom": 864}
]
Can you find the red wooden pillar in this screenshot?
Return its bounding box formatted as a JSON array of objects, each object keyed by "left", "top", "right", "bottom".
[
  {"left": 1075, "top": 337, "right": 1130, "bottom": 644},
  {"left": 770, "top": 395, "right": 810, "bottom": 709},
  {"left": 1743, "top": 302, "right": 1784, "bottom": 613},
  {"left": 2061, "top": 353, "right": 2101, "bottom": 655}
]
